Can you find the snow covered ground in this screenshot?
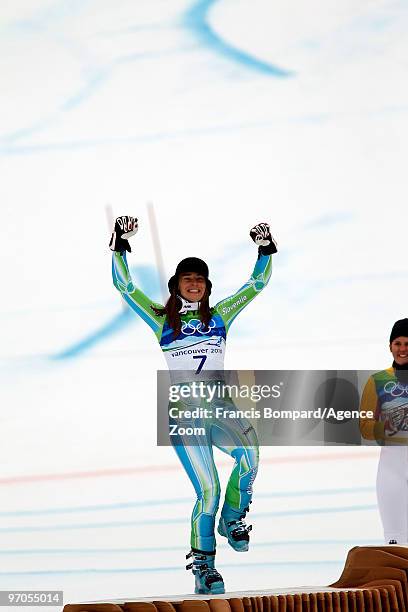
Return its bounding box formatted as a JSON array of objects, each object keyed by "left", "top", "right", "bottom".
[{"left": 1, "top": 0, "right": 407, "bottom": 609}]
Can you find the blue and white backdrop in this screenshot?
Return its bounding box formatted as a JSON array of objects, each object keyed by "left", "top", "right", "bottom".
[{"left": 1, "top": 0, "right": 407, "bottom": 608}]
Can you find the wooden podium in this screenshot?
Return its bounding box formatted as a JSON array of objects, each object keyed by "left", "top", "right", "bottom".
[{"left": 63, "top": 546, "right": 408, "bottom": 612}]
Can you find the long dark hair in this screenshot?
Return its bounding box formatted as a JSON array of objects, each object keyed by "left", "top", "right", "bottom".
[{"left": 152, "top": 284, "right": 213, "bottom": 339}]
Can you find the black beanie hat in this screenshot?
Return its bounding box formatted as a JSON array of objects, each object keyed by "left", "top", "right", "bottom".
[
  {"left": 390, "top": 318, "right": 408, "bottom": 343},
  {"left": 168, "top": 257, "right": 212, "bottom": 295}
]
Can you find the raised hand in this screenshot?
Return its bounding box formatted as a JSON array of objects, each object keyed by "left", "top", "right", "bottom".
[
  {"left": 250, "top": 222, "right": 277, "bottom": 255},
  {"left": 109, "top": 216, "right": 138, "bottom": 253}
]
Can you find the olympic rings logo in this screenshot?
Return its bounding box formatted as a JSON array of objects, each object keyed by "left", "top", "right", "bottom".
[
  {"left": 384, "top": 381, "right": 408, "bottom": 397},
  {"left": 181, "top": 318, "right": 216, "bottom": 336}
]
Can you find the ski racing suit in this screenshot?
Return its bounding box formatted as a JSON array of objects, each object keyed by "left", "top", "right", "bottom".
[
  {"left": 360, "top": 367, "right": 408, "bottom": 543},
  {"left": 112, "top": 250, "right": 273, "bottom": 552}
]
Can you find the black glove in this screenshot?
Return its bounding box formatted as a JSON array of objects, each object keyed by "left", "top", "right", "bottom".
[
  {"left": 250, "top": 222, "right": 277, "bottom": 255},
  {"left": 109, "top": 216, "right": 138, "bottom": 253}
]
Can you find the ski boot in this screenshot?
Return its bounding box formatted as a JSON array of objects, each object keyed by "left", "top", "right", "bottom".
[
  {"left": 186, "top": 549, "right": 225, "bottom": 595},
  {"left": 218, "top": 504, "right": 252, "bottom": 552}
]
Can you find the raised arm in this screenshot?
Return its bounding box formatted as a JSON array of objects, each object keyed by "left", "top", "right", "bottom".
[
  {"left": 214, "top": 223, "right": 276, "bottom": 331},
  {"left": 110, "top": 216, "right": 165, "bottom": 337}
]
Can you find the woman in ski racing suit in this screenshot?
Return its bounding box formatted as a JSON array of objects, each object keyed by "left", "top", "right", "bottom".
[
  {"left": 360, "top": 318, "right": 408, "bottom": 545},
  {"left": 110, "top": 216, "right": 277, "bottom": 594}
]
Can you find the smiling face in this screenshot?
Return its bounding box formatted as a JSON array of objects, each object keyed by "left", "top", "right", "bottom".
[
  {"left": 178, "top": 272, "right": 207, "bottom": 302},
  {"left": 390, "top": 336, "right": 408, "bottom": 366}
]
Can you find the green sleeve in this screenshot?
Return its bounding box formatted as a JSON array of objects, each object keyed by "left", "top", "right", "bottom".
[
  {"left": 112, "top": 251, "right": 165, "bottom": 339},
  {"left": 214, "top": 252, "right": 272, "bottom": 331}
]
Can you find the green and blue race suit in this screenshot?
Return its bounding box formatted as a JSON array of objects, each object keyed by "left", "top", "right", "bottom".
[{"left": 112, "top": 250, "right": 272, "bottom": 551}]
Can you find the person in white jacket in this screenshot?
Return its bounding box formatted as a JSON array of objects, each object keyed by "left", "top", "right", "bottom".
[{"left": 360, "top": 318, "right": 408, "bottom": 544}]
